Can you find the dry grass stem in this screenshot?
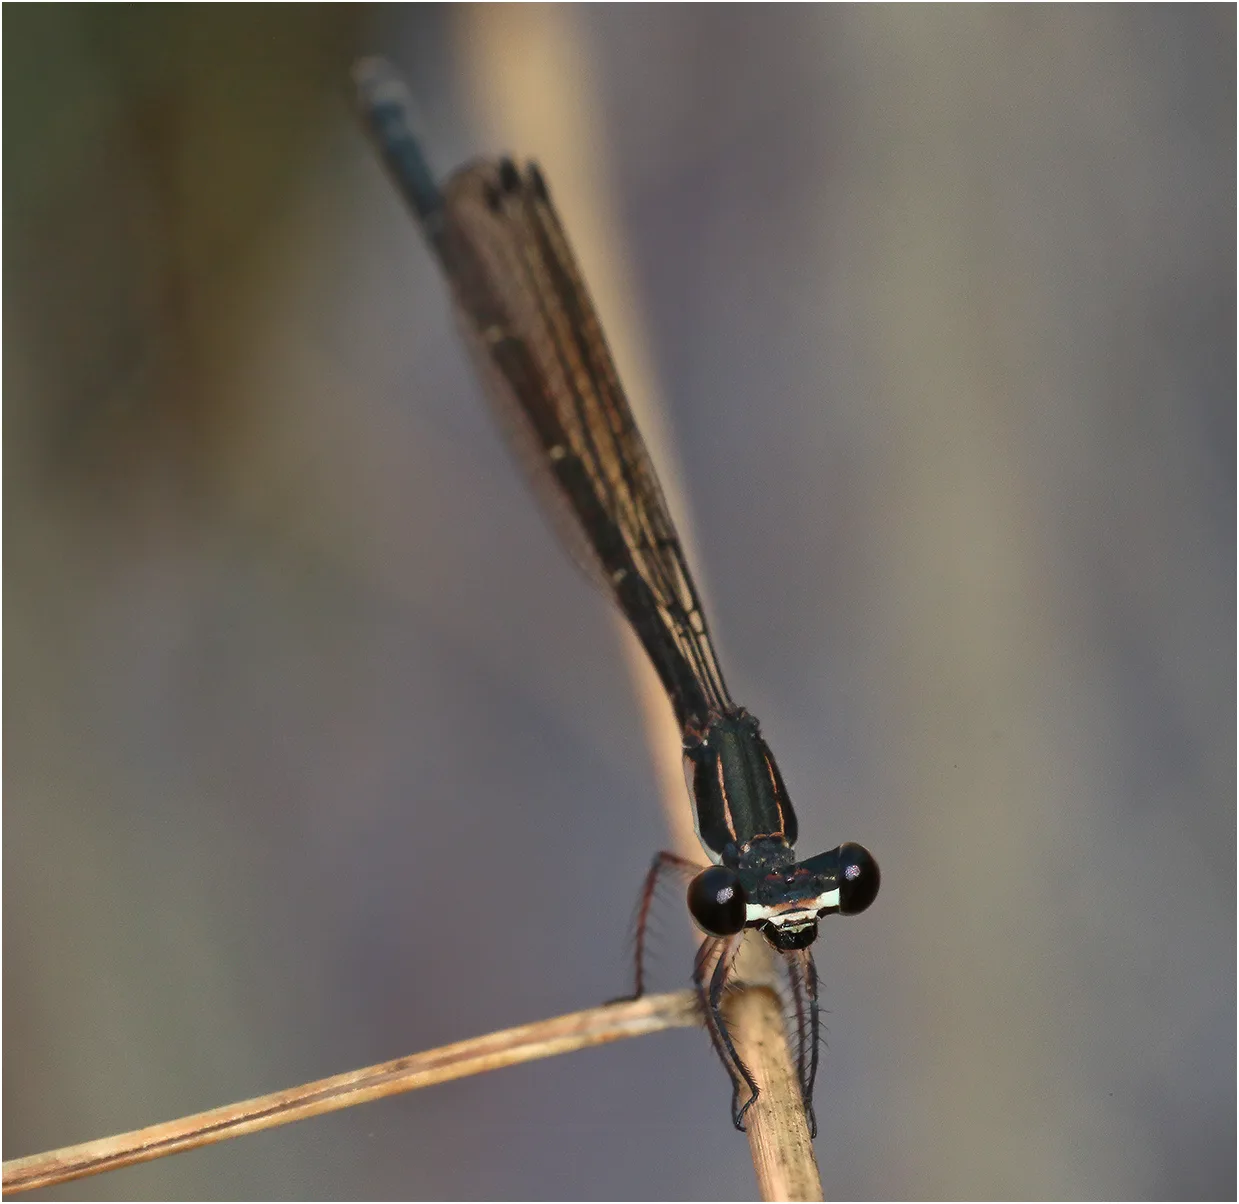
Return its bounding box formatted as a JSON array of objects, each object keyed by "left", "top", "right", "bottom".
[
  {"left": 726, "top": 985, "right": 824, "bottom": 1201},
  {"left": 3, "top": 991, "right": 699, "bottom": 1195}
]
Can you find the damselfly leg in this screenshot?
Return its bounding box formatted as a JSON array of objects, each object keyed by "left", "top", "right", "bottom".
[{"left": 630, "top": 850, "right": 702, "bottom": 999}]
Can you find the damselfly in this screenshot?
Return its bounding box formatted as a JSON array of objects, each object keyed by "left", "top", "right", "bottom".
[{"left": 355, "top": 60, "right": 879, "bottom": 1134}]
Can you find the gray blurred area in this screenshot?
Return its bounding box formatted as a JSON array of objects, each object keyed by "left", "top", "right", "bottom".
[{"left": 4, "top": 5, "right": 1234, "bottom": 1200}]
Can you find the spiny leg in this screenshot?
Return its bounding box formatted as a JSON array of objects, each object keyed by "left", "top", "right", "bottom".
[
  {"left": 693, "top": 931, "right": 759, "bottom": 1130},
  {"left": 630, "top": 850, "right": 701, "bottom": 998}
]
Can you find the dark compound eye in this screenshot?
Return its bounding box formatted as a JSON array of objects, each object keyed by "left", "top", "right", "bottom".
[
  {"left": 687, "top": 866, "right": 747, "bottom": 937},
  {"left": 836, "top": 843, "right": 880, "bottom": 915}
]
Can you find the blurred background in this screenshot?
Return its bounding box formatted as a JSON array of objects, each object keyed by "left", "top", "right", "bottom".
[{"left": 4, "top": 6, "right": 1234, "bottom": 1200}]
